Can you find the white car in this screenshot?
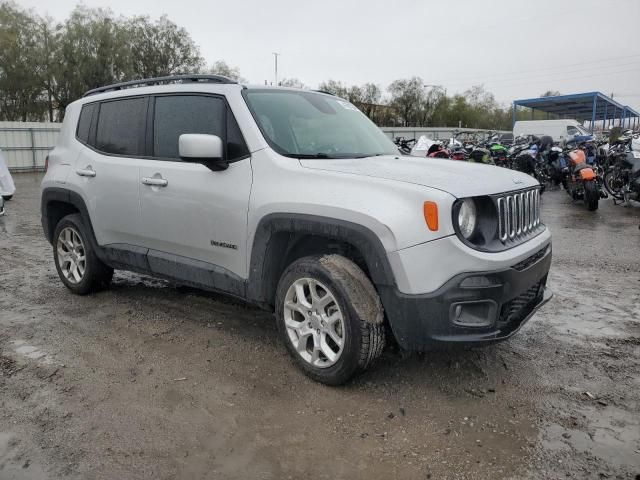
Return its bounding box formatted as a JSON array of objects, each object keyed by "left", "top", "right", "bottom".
[{"left": 41, "top": 75, "right": 552, "bottom": 384}]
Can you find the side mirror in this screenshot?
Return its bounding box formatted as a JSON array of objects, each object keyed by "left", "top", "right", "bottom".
[{"left": 179, "top": 134, "right": 227, "bottom": 171}]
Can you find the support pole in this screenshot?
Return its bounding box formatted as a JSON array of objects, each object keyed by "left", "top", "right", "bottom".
[
  {"left": 590, "top": 95, "right": 597, "bottom": 134},
  {"left": 29, "top": 129, "right": 36, "bottom": 169}
]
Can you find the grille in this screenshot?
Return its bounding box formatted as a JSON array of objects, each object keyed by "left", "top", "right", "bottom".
[
  {"left": 498, "top": 280, "right": 544, "bottom": 327},
  {"left": 496, "top": 188, "right": 541, "bottom": 243},
  {"left": 511, "top": 246, "right": 549, "bottom": 272}
]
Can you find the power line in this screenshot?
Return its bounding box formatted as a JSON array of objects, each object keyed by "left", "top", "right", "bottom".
[
  {"left": 473, "top": 67, "right": 640, "bottom": 91},
  {"left": 432, "top": 53, "right": 640, "bottom": 86}
]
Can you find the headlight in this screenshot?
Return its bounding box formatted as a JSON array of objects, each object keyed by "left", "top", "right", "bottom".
[{"left": 457, "top": 198, "right": 477, "bottom": 239}]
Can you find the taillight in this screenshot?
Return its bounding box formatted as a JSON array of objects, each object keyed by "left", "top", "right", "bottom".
[{"left": 44, "top": 155, "right": 49, "bottom": 172}]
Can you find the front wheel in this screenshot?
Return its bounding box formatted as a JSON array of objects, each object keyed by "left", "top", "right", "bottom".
[
  {"left": 584, "top": 181, "right": 599, "bottom": 211},
  {"left": 275, "top": 254, "right": 385, "bottom": 385},
  {"left": 2, "top": 195, "right": 12, "bottom": 201}
]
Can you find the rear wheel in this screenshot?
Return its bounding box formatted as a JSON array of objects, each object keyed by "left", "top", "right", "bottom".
[
  {"left": 53, "top": 214, "right": 113, "bottom": 295},
  {"left": 584, "top": 181, "right": 599, "bottom": 211},
  {"left": 275, "top": 254, "right": 385, "bottom": 385},
  {"left": 2, "top": 195, "right": 12, "bottom": 201}
]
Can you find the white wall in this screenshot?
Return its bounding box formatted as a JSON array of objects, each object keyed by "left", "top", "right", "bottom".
[{"left": 0, "top": 122, "right": 61, "bottom": 171}]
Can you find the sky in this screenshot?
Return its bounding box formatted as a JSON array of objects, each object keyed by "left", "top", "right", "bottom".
[{"left": 18, "top": 0, "right": 640, "bottom": 111}]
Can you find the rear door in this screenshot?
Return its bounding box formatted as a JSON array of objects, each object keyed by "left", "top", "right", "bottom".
[
  {"left": 73, "top": 96, "right": 148, "bottom": 247},
  {"left": 138, "top": 94, "right": 252, "bottom": 289}
]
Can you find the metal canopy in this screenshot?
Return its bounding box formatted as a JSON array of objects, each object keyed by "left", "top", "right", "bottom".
[{"left": 512, "top": 92, "right": 640, "bottom": 132}]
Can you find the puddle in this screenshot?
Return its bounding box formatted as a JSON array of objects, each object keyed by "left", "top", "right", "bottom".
[
  {"left": 10, "top": 340, "right": 53, "bottom": 365},
  {"left": 541, "top": 405, "right": 640, "bottom": 472},
  {"left": 0, "top": 431, "right": 48, "bottom": 480}
]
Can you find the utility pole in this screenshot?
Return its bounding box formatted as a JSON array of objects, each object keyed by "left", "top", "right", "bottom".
[{"left": 273, "top": 52, "right": 280, "bottom": 86}]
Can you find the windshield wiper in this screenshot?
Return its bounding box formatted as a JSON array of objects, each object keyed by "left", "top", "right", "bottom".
[{"left": 292, "top": 153, "right": 334, "bottom": 159}]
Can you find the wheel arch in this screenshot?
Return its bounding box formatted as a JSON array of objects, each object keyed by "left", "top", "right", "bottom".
[
  {"left": 247, "top": 213, "right": 397, "bottom": 308},
  {"left": 41, "top": 187, "right": 105, "bottom": 260}
]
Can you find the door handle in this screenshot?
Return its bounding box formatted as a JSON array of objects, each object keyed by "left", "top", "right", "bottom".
[
  {"left": 141, "top": 177, "right": 168, "bottom": 187},
  {"left": 76, "top": 167, "right": 96, "bottom": 177}
]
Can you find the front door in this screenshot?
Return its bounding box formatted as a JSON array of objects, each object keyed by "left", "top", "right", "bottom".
[{"left": 138, "top": 94, "right": 252, "bottom": 291}]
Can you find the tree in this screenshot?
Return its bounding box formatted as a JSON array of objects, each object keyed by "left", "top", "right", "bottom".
[
  {"left": 388, "top": 77, "right": 425, "bottom": 126},
  {"left": 126, "top": 15, "right": 204, "bottom": 79},
  {"left": 318, "top": 79, "right": 348, "bottom": 98},
  {"left": 50, "top": 6, "right": 131, "bottom": 117},
  {"left": 541, "top": 90, "right": 561, "bottom": 97},
  {"left": 0, "top": 2, "right": 49, "bottom": 121},
  {"left": 279, "top": 77, "right": 305, "bottom": 88},
  {"left": 208, "top": 60, "right": 245, "bottom": 82}
]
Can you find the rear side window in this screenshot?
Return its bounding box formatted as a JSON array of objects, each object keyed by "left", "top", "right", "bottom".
[
  {"left": 95, "top": 97, "right": 147, "bottom": 156},
  {"left": 153, "top": 95, "right": 225, "bottom": 159},
  {"left": 76, "top": 103, "right": 97, "bottom": 144}
]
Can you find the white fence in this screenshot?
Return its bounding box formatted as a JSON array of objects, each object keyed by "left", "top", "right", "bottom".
[
  {"left": 0, "top": 122, "right": 61, "bottom": 172},
  {"left": 1, "top": 122, "right": 512, "bottom": 172},
  {"left": 380, "top": 126, "right": 510, "bottom": 141}
]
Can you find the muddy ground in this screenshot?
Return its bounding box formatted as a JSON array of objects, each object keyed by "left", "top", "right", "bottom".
[{"left": 0, "top": 173, "right": 639, "bottom": 480}]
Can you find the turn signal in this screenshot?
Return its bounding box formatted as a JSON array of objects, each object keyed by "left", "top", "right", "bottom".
[{"left": 423, "top": 201, "right": 438, "bottom": 231}]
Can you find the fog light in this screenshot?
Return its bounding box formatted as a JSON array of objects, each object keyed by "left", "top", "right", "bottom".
[{"left": 450, "top": 300, "right": 497, "bottom": 327}]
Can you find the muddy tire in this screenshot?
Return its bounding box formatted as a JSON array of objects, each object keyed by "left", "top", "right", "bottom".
[
  {"left": 584, "top": 181, "right": 599, "bottom": 211},
  {"left": 53, "top": 214, "right": 113, "bottom": 295},
  {"left": 275, "top": 254, "right": 385, "bottom": 385}
]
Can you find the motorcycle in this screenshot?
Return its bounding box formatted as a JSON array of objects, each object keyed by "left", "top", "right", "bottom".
[
  {"left": 511, "top": 136, "right": 551, "bottom": 193},
  {"left": 394, "top": 137, "right": 416, "bottom": 155},
  {"left": 410, "top": 136, "right": 450, "bottom": 158},
  {"left": 603, "top": 131, "right": 640, "bottom": 204},
  {"left": 468, "top": 147, "right": 494, "bottom": 165},
  {"left": 562, "top": 149, "right": 605, "bottom": 211}
]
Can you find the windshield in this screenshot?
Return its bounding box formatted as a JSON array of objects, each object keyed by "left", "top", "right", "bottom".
[{"left": 242, "top": 89, "right": 399, "bottom": 158}]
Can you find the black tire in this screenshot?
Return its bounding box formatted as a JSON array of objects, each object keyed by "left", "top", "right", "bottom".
[
  {"left": 584, "top": 181, "right": 599, "bottom": 211},
  {"left": 2, "top": 195, "right": 12, "bottom": 201},
  {"left": 53, "top": 213, "right": 113, "bottom": 295},
  {"left": 603, "top": 170, "right": 624, "bottom": 201},
  {"left": 275, "top": 254, "right": 385, "bottom": 385}
]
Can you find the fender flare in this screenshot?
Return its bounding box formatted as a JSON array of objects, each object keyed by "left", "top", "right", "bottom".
[
  {"left": 246, "top": 213, "right": 397, "bottom": 305},
  {"left": 40, "top": 187, "right": 109, "bottom": 264}
]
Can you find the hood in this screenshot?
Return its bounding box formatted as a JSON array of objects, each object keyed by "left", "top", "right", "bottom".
[{"left": 299, "top": 155, "right": 538, "bottom": 198}]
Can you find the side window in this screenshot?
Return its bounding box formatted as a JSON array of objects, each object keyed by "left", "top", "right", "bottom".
[
  {"left": 153, "top": 95, "right": 224, "bottom": 159},
  {"left": 227, "top": 107, "right": 250, "bottom": 161},
  {"left": 76, "top": 103, "right": 97, "bottom": 145},
  {"left": 95, "top": 97, "right": 147, "bottom": 156},
  {"left": 567, "top": 126, "right": 578, "bottom": 135}
]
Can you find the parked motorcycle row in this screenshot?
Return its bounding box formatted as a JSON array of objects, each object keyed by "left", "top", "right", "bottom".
[{"left": 395, "top": 129, "right": 640, "bottom": 212}]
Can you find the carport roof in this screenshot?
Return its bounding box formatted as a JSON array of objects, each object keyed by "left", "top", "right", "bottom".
[{"left": 513, "top": 91, "right": 639, "bottom": 121}]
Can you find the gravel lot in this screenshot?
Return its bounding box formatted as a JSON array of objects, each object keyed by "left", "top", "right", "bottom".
[{"left": 1, "top": 173, "right": 639, "bottom": 479}]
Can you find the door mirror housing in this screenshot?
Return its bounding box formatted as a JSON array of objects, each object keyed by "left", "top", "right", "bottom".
[{"left": 179, "top": 134, "right": 227, "bottom": 171}]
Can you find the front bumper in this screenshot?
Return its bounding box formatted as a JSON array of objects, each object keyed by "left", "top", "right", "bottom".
[{"left": 378, "top": 244, "right": 552, "bottom": 351}]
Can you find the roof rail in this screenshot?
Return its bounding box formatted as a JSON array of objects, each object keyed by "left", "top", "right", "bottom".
[
  {"left": 313, "top": 90, "right": 335, "bottom": 96},
  {"left": 83, "top": 74, "right": 237, "bottom": 97}
]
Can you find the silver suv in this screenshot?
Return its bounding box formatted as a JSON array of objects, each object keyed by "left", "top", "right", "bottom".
[{"left": 41, "top": 75, "right": 552, "bottom": 384}]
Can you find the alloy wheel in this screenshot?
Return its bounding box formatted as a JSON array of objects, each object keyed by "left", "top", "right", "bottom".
[
  {"left": 56, "top": 226, "right": 86, "bottom": 284},
  {"left": 283, "top": 278, "right": 345, "bottom": 368}
]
